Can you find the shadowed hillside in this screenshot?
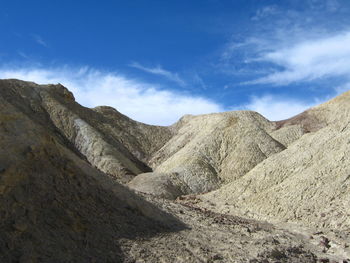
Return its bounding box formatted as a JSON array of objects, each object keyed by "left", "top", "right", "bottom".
[{"left": 0, "top": 79, "right": 184, "bottom": 262}]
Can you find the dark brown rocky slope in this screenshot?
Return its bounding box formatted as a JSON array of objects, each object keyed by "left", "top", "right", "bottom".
[{"left": 0, "top": 79, "right": 183, "bottom": 262}]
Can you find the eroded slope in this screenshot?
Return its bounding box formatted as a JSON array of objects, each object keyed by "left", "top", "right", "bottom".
[
  {"left": 0, "top": 80, "right": 183, "bottom": 262},
  {"left": 0, "top": 80, "right": 172, "bottom": 183},
  {"left": 198, "top": 91, "right": 350, "bottom": 232},
  {"left": 129, "top": 111, "right": 286, "bottom": 198}
]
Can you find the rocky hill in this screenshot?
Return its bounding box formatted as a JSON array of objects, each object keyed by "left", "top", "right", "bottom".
[
  {"left": 0, "top": 79, "right": 185, "bottom": 262},
  {"left": 0, "top": 79, "right": 349, "bottom": 262},
  {"left": 197, "top": 91, "right": 350, "bottom": 231},
  {"left": 129, "top": 111, "right": 286, "bottom": 198},
  {"left": 131, "top": 90, "right": 350, "bottom": 232}
]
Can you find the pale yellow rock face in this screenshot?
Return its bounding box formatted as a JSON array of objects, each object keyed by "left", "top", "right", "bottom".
[
  {"left": 129, "top": 89, "right": 350, "bottom": 233},
  {"left": 199, "top": 90, "right": 350, "bottom": 230},
  {"left": 130, "top": 111, "right": 286, "bottom": 196}
]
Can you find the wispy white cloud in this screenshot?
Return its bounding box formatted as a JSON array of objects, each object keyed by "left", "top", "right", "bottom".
[
  {"left": 0, "top": 65, "right": 326, "bottom": 123},
  {"left": 221, "top": 0, "right": 350, "bottom": 93},
  {"left": 129, "top": 62, "right": 186, "bottom": 87},
  {"left": 31, "top": 34, "right": 48, "bottom": 47},
  {"left": 0, "top": 66, "right": 223, "bottom": 125},
  {"left": 247, "top": 31, "right": 350, "bottom": 85},
  {"left": 241, "top": 95, "right": 319, "bottom": 121}
]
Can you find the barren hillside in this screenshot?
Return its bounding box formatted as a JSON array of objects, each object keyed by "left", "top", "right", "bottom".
[
  {"left": 197, "top": 91, "right": 350, "bottom": 231},
  {"left": 0, "top": 79, "right": 349, "bottom": 262}
]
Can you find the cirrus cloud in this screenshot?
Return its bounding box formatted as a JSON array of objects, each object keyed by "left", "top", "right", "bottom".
[
  {"left": 129, "top": 62, "right": 186, "bottom": 87},
  {"left": 248, "top": 31, "right": 350, "bottom": 85}
]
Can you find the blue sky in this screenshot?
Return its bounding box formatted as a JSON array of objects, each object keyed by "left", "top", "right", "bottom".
[{"left": 1, "top": 0, "right": 350, "bottom": 125}]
